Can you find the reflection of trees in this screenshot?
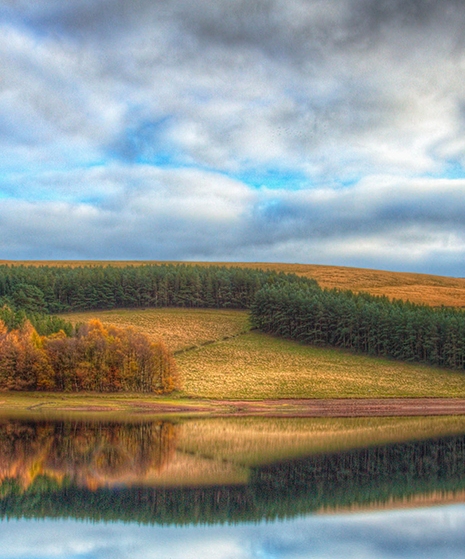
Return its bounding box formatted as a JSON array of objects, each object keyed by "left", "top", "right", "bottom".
[
  {"left": 2, "top": 427, "right": 465, "bottom": 525},
  {"left": 0, "top": 420, "right": 178, "bottom": 489},
  {"left": 252, "top": 435, "right": 465, "bottom": 516}
]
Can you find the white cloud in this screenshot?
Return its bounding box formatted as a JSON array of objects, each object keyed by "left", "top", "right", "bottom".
[
  {"left": 0, "top": 1, "right": 465, "bottom": 271},
  {"left": 0, "top": 164, "right": 463, "bottom": 274},
  {"left": 1, "top": 505, "right": 465, "bottom": 559}
]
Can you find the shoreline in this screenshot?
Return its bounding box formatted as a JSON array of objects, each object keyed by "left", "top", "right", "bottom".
[{"left": 1, "top": 394, "right": 465, "bottom": 418}]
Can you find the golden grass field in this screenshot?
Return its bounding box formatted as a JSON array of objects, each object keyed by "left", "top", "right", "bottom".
[
  {"left": 58, "top": 307, "right": 465, "bottom": 399},
  {"left": 177, "top": 331, "right": 465, "bottom": 399},
  {"left": 4, "top": 259, "right": 465, "bottom": 307},
  {"left": 61, "top": 308, "right": 250, "bottom": 352}
]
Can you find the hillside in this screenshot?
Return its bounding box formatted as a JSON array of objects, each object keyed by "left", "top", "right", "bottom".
[
  {"left": 3, "top": 260, "right": 465, "bottom": 307},
  {"left": 63, "top": 308, "right": 250, "bottom": 353},
  {"left": 3, "top": 259, "right": 465, "bottom": 400},
  {"left": 62, "top": 307, "right": 465, "bottom": 399}
]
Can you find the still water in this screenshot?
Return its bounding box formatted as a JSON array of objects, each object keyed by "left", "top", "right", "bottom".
[{"left": 1, "top": 416, "right": 465, "bottom": 558}]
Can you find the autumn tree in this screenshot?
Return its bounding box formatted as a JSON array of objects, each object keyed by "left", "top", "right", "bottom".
[
  {"left": 0, "top": 319, "right": 54, "bottom": 390},
  {"left": 0, "top": 319, "right": 178, "bottom": 394}
]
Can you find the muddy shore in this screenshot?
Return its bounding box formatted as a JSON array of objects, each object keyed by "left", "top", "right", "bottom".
[{"left": 2, "top": 396, "right": 465, "bottom": 417}]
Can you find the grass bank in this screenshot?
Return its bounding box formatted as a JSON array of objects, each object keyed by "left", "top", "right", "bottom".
[
  {"left": 59, "top": 308, "right": 465, "bottom": 400},
  {"left": 178, "top": 331, "right": 465, "bottom": 399}
]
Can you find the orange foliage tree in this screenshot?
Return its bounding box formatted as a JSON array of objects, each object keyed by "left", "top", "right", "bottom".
[
  {"left": 0, "top": 319, "right": 179, "bottom": 393},
  {"left": 0, "top": 320, "right": 54, "bottom": 390}
]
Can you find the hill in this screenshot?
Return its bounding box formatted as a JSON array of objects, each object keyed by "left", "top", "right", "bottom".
[
  {"left": 2, "top": 260, "right": 465, "bottom": 307},
  {"left": 62, "top": 307, "right": 465, "bottom": 399},
  {"left": 3, "top": 259, "right": 465, "bottom": 400}
]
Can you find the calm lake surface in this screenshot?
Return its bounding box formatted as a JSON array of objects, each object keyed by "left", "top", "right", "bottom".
[{"left": 1, "top": 415, "right": 465, "bottom": 558}]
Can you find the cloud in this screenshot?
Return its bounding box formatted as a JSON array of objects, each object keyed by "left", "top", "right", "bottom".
[
  {"left": 0, "top": 162, "right": 463, "bottom": 274},
  {"left": 1, "top": 505, "right": 465, "bottom": 559},
  {"left": 0, "top": 166, "right": 256, "bottom": 260},
  {"left": 0, "top": 1, "right": 465, "bottom": 271},
  {"left": 5, "top": 0, "right": 464, "bottom": 174}
]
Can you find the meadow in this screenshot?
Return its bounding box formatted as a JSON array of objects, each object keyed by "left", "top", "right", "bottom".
[
  {"left": 177, "top": 331, "right": 465, "bottom": 399},
  {"left": 61, "top": 307, "right": 465, "bottom": 399},
  {"left": 63, "top": 308, "right": 250, "bottom": 352}
]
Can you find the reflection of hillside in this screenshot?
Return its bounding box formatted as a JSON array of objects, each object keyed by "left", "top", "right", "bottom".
[
  {"left": 317, "top": 489, "right": 465, "bottom": 515},
  {"left": 1, "top": 423, "right": 465, "bottom": 525},
  {"left": 176, "top": 416, "right": 465, "bottom": 467},
  {"left": 0, "top": 421, "right": 177, "bottom": 490}
]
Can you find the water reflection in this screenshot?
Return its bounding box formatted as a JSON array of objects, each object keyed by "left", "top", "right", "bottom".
[
  {"left": 0, "top": 421, "right": 177, "bottom": 491},
  {"left": 1, "top": 506, "right": 464, "bottom": 559},
  {"left": 1, "top": 417, "right": 465, "bottom": 525}
]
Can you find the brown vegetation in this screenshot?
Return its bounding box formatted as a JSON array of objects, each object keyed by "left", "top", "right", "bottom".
[{"left": 0, "top": 319, "right": 178, "bottom": 393}]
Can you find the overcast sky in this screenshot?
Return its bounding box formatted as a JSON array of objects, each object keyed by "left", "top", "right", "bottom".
[{"left": 1, "top": 0, "right": 465, "bottom": 275}]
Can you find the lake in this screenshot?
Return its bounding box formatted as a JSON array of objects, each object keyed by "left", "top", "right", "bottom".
[{"left": 1, "top": 415, "right": 465, "bottom": 558}]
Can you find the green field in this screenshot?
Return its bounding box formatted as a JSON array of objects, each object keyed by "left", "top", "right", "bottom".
[{"left": 61, "top": 308, "right": 465, "bottom": 399}]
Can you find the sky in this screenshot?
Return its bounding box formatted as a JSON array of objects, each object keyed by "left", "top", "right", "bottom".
[
  {"left": 1, "top": 505, "right": 465, "bottom": 559},
  {"left": 1, "top": 0, "right": 465, "bottom": 275}
]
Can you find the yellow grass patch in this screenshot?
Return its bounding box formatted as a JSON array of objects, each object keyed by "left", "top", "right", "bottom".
[
  {"left": 59, "top": 308, "right": 465, "bottom": 399},
  {"left": 178, "top": 331, "right": 465, "bottom": 399},
  {"left": 61, "top": 308, "right": 250, "bottom": 352}
]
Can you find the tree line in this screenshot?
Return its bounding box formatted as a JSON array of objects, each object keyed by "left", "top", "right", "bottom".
[
  {"left": 0, "top": 263, "right": 313, "bottom": 393},
  {"left": 251, "top": 282, "right": 465, "bottom": 370},
  {"left": 0, "top": 263, "right": 315, "bottom": 313},
  {"left": 0, "top": 319, "right": 178, "bottom": 393}
]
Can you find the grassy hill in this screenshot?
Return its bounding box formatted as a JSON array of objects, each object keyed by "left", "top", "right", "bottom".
[
  {"left": 4, "top": 259, "right": 465, "bottom": 307},
  {"left": 65, "top": 308, "right": 250, "bottom": 353},
  {"left": 4, "top": 258, "right": 464, "bottom": 400},
  {"left": 62, "top": 307, "right": 465, "bottom": 399}
]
